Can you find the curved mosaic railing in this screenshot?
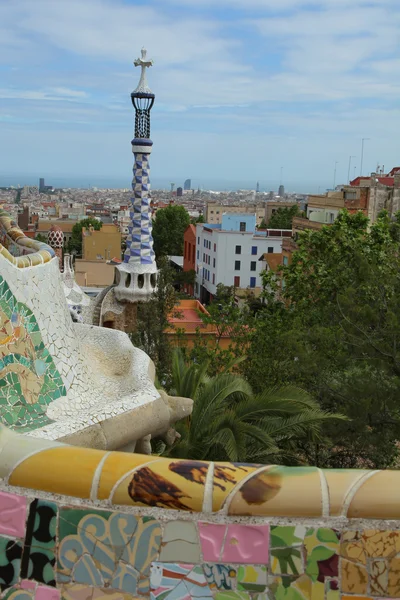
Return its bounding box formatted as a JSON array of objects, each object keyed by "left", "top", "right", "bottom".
[
  {"left": 0, "top": 427, "right": 397, "bottom": 520},
  {"left": 0, "top": 208, "right": 54, "bottom": 267},
  {"left": 0, "top": 428, "right": 399, "bottom": 600}
]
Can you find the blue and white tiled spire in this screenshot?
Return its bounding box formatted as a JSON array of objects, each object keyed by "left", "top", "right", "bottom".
[{"left": 115, "top": 48, "right": 158, "bottom": 302}]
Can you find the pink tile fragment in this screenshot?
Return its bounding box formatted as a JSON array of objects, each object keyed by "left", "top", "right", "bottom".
[
  {"left": 21, "top": 581, "right": 36, "bottom": 590},
  {"left": 35, "top": 586, "right": 60, "bottom": 600},
  {"left": 0, "top": 492, "right": 27, "bottom": 538},
  {"left": 222, "top": 524, "right": 269, "bottom": 563},
  {"left": 198, "top": 522, "right": 226, "bottom": 561}
]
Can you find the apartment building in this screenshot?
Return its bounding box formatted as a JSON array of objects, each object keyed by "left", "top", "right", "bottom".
[{"left": 194, "top": 214, "right": 291, "bottom": 303}]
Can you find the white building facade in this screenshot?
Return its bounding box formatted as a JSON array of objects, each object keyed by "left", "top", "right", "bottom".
[{"left": 195, "top": 216, "right": 291, "bottom": 302}]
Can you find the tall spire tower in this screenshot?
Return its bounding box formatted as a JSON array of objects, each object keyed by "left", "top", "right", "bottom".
[{"left": 115, "top": 48, "right": 158, "bottom": 302}]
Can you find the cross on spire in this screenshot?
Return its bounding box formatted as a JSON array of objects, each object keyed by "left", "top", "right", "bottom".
[{"left": 133, "top": 47, "right": 154, "bottom": 94}]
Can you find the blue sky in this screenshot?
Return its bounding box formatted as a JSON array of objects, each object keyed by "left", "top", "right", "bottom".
[{"left": 1, "top": 0, "right": 399, "bottom": 192}]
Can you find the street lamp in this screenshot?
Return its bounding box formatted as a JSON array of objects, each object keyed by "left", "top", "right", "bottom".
[
  {"left": 360, "top": 138, "right": 370, "bottom": 176},
  {"left": 347, "top": 155, "right": 356, "bottom": 183}
]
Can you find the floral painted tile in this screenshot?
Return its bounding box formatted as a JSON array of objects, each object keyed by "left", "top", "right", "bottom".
[
  {"left": 268, "top": 574, "right": 311, "bottom": 600},
  {"left": 341, "top": 558, "right": 368, "bottom": 594},
  {"left": 270, "top": 526, "right": 307, "bottom": 549},
  {"left": 58, "top": 508, "right": 161, "bottom": 594},
  {"left": 222, "top": 525, "right": 269, "bottom": 564},
  {"left": 325, "top": 579, "right": 339, "bottom": 600},
  {"left": 271, "top": 547, "right": 303, "bottom": 576},
  {"left": 0, "top": 492, "right": 27, "bottom": 538},
  {"left": 237, "top": 565, "right": 267, "bottom": 592},
  {"left": 304, "top": 528, "right": 339, "bottom": 583},
  {"left": 203, "top": 564, "right": 236, "bottom": 591},
  {"left": 0, "top": 537, "right": 23, "bottom": 590},
  {"left": 150, "top": 562, "right": 212, "bottom": 600},
  {"left": 21, "top": 499, "right": 57, "bottom": 586}
]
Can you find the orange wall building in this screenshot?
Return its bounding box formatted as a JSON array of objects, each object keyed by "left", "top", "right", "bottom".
[{"left": 183, "top": 225, "right": 196, "bottom": 296}]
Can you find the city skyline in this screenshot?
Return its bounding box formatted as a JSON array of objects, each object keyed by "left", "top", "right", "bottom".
[{"left": 1, "top": 0, "right": 399, "bottom": 190}]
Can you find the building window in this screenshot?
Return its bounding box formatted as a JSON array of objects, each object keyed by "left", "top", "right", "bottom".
[
  {"left": 250, "top": 261, "right": 257, "bottom": 271},
  {"left": 235, "top": 260, "right": 241, "bottom": 271},
  {"left": 251, "top": 246, "right": 257, "bottom": 255},
  {"left": 268, "top": 247, "right": 274, "bottom": 253},
  {"left": 197, "top": 250, "right": 199, "bottom": 260},
  {"left": 235, "top": 245, "right": 241, "bottom": 254},
  {"left": 283, "top": 256, "right": 289, "bottom": 266},
  {"left": 213, "top": 258, "right": 216, "bottom": 268},
  {"left": 214, "top": 243, "right": 216, "bottom": 252},
  {"left": 234, "top": 276, "right": 240, "bottom": 287},
  {"left": 240, "top": 222, "right": 246, "bottom": 232},
  {"left": 250, "top": 277, "right": 256, "bottom": 288},
  {"left": 184, "top": 241, "right": 187, "bottom": 258},
  {"left": 198, "top": 237, "right": 200, "bottom": 244},
  {"left": 204, "top": 239, "right": 206, "bottom": 247},
  {"left": 212, "top": 274, "right": 215, "bottom": 284}
]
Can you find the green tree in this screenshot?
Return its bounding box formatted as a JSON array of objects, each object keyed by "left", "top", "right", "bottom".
[
  {"left": 152, "top": 205, "right": 190, "bottom": 257},
  {"left": 190, "top": 214, "right": 205, "bottom": 225},
  {"left": 268, "top": 205, "right": 299, "bottom": 229},
  {"left": 185, "top": 284, "right": 253, "bottom": 376},
  {"left": 67, "top": 217, "right": 102, "bottom": 256},
  {"left": 35, "top": 233, "right": 47, "bottom": 243},
  {"left": 165, "top": 349, "right": 344, "bottom": 462},
  {"left": 245, "top": 210, "right": 400, "bottom": 468}
]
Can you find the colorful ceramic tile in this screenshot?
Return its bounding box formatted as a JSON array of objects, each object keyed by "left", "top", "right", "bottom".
[
  {"left": 268, "top": 574, "right": 312, "bottom": 600},
  {"left": 0, "top": 276, "right": 66, "bottom": 432},
  {"left": 222, "top": 525, "right": 269, "bottom": 564},
  {"left": 304, "top": 528, "right": 339, "bottom": 582},
  {"left": 362, "top": 530, "right": 397, "bottom": 558},
  {"left": 270, "top": 526, "right": 307, "bottom": 549},
  {"left": 21, "top": 499, "right": 57, "bottom": 586},
  {"left": 0, "top": 537, "right": 23, "bottom": 590},
  {"left": 341, "top": 558, "right": 368, "bottom": 594},
  {"left": 35, "top": 586, "right": 60, "bottom": 600},
  {"left": 340, "top": 530, "right": 366, "bottom": 565},
  {"left": 199, "top": 523, "right": 226, "bottom": 562},
  {"left": 159, "top": 521, "right": 200, "bottom": 562},
  {"left": 271, "top": 547, "right": 303, "bottom": 576},
  {"left": 2, "top": 589, "right": 34, "bottom": 600},
  {"left": 325, "top": 579, "right": 339, "bottom": 600},
  {"left": 58, "top": 508, "right": 161, "bottom": 594},
  {"left": 370, "top": 559, "right": 388, "bottom": 596},
  {"left": 9, "top": 447, "right": 105, "bottom": 500},
  {"left": 113, "top": 459, "right": 209, "bottom": 511},
  {"left": 0, "top": 491, "right": 27, "bottom": 538},
  {"left": 388, "top": 557, "right": 400, "bottom": 598},
  {"left": 227, "top": 466, "right": 322, "bottom": 517},
  {"left": 214, "top": 593, "right": 249, "bottom": 600},
  {"left": 59, "top": 584, "right": 94, "bottom": 600},
  {"left": 212, "top": 463, "right": 262, "bottom": 512},
  {"left": 150, "top": 562, "right": 212, "bottom": 600},
  {"left": 237, "top": 565, "right": 267, "bottom": 592},
  {"left": 203, "top": 565, "right": 236, "bottom": 590}
]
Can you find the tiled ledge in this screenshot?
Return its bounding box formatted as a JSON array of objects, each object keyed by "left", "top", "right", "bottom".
[
  {"left": 0, "top": 209, "right": 55, "bottom": 267},
  {"left": 2, "top": 441, "right": 399, "bottom": 519}
]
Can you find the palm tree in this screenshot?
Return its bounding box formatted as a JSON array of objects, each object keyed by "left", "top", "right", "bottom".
[{"left": 165, "top": 349, "right": 345, "bottom": 463}]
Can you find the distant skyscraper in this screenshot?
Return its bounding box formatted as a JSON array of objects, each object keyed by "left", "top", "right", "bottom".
[
  {"left": 278, "top": 185, "right": 285, "bottom": 197},
  {"left": 184, "top": 178, "right": 191, "bottom": 191},
  {"left": 39, "top": 178, "right": 45, "bottom": 192},
  {"left": 256, "top": 181, "right": 260, "bottom": 193},
  {"left": 177, "top": 187, "right": 183, "bottom": 197}
]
